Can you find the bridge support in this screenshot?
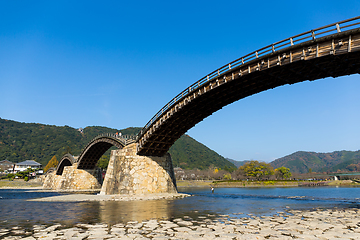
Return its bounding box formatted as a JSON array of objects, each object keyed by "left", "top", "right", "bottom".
[
  {"left": 43, "top": 163, "right": 101, "bottom": 190},
  {"left": 100, "top": 143, "right": 177, "bottom": 195}
]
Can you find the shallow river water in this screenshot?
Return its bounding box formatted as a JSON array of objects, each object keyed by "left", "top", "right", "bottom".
[{"left": 1, "top": 186, "right": 360, "bottom": 229}]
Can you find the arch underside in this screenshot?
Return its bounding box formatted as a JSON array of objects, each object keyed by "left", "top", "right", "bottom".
[
  {"left": 77, "top": 137, "right": 124, "bottom": 170},
  {"left": 45, "top": 167, "right": 55, "bottom": 175},
  {"left": 56, "top": 153, "right": 75, "bottom": 175},
  {"left": 56, "top": 159, "right": 72, "bottom": 175},
  {"left": 138, "top": 50, "right": 360, "bottom": 157}
]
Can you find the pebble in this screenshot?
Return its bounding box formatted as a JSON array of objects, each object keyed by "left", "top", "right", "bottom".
[{"left": 2, "top": 208, "right": 360, "bottom": 239}]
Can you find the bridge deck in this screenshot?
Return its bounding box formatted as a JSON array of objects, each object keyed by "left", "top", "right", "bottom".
[{"left": 137, "top": 17, "right": 360, "bottom": 156}]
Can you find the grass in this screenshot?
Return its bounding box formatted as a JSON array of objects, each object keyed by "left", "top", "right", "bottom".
[
  {"left": 0, "top": 179, "right": 43, "bottom": 188},
  {"left": 327, "top": 180, "right": 359, "bottom": 186},
  {"left": 176, "top": 180, "right": 213, "bottom": 187},
  {"left": 212, "top": 180, "right": 299, "bottom": 188}
]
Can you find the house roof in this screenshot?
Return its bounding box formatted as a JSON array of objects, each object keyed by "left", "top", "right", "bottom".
[
  {"left": 16, "top": 160, "right": 42, "bottom": 166},
  {"left": 0, "top": 160, "right": 13, "bottom": 165}
]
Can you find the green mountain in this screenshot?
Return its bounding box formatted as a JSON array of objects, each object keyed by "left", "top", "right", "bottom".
[
  {"left": 271, "top": 150, "right": 360, "bottom": 174},
  {"left": 0, "top": 118, "right": 235, "bottom": 170},
  {"left": 169, "top": 135, "right": 235, "bottom": 170},
  {"left": 225, "top": 158, "right": 250, "bottom": 168}
]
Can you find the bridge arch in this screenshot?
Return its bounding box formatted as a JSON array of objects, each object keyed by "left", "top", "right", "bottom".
[
  {"left": 77, "top": 134, "right": 133, "bottom": 170},
  {"left": 56, "top": 153, "right": 76, "bottom": 175},
  {"left": 44, "top": 167, "right": 56, "bottom": 176},
  {"left": 136, "top": 16, "right": 360, "bottom": 156}
]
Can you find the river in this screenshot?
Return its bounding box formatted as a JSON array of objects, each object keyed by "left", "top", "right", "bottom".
[{"left": 1, "top": 186, "right": 360, "bottom": 230}]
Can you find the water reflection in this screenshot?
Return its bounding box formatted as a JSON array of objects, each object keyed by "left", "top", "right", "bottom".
[
  {"left": 2, "top": 187, "right": 360, "bottom": 230},
  {"left": 99, "top": 199, "right": 172, "bottom": 224}
]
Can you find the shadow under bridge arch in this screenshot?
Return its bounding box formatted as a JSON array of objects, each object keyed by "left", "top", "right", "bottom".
[
  {"left": 77, "top": 134, "right": 127, "bottom": 170},
  {"left": 56, "top": 153, "right": 76, "bottom": 175}
]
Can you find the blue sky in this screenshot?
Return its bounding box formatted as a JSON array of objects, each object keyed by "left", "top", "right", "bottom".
[{"left": 0, "top": 1, "right": 360, "bottom": 162}]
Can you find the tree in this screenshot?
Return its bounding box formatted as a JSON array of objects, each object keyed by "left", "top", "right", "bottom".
[
  {"left": 7, "top": 173, "right": 15, "bottom": 180},
  {"left": 224, "top": 165, "right": 237, "bottom": 173},
  {"left": 15, "top": 168, "right": 34, "bottom": 179},
  {"left": 223, "top": 173, "right": 232, "bottom": 180},
  {"left": 275, "top": 167, "right": 292, "bottom": 180},
  {"left": 239, "top": 160, "right": 274, "bottom": 180},
  {"left": 44, "top": 155, "right": 59, "bottom": 172},
  {"left": 97, "top": 155, "right": 109, "bottom": 170}
]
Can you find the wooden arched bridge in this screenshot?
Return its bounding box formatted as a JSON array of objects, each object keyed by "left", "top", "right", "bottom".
[
  {"left": 55, "top": 134, "right": 136, "bottom": 172},
  {"left": 55, "top": 17, "right": 360, "bottom": 171},
  {"left": 136, "top": 16, "right": 360, "bottom": 157}
]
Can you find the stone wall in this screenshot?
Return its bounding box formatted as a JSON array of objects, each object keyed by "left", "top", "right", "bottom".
[
  {"left": 43, "top": 163, "right": 101, "bottom": 190},
  {"left": 100, "top": 143, "right": 177, "bottom": 195}
]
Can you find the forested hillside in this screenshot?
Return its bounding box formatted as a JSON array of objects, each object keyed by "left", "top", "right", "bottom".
[
  {"left": 271, "top": 150, "right": 360, "bottom": 174},
  {"left": 0, "top": 118, "right": 235, "bottom": 170},
  {"left": 169, "top": 135, "right": 235, "bottom": 170},
  {"left": 226, "top": 158, "right": 249, "bottom": 168}
]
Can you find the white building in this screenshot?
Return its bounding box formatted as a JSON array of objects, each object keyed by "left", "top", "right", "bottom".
[{"left": 14, "top": 160, "right": 42, "bottom": 172}]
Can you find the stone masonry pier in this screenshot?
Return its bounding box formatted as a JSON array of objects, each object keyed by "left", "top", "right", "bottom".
[
  {"left": 43, "top": 143, "right": 178, "bottom": 195},
  {"left": 43, "top": 163, "right": 101, "bottom": 190},
  {"left": 100, "top": 143, "right": 177, "bottom": 195}
]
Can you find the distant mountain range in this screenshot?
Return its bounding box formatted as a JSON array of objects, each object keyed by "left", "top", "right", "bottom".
[
  {"left": 228, "top": 150, "right": 360, "bottom": 174},
  {"left": 0, "top": 118, "right": 235, "bottom": 170},
  {"left": 226, "top": 158, "right": 249, "bottom": 168},
  {"left": 271, "top": 150, "right": 360, "bottom": 174}
]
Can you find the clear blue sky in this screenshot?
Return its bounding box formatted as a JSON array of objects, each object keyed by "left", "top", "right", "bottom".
[{"left": 1, "top": 1, "right": 359, "bottom": 162}]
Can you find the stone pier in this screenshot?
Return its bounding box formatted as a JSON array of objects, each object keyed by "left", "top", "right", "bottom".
[
  {"left": 100, "top": 143, "right": 177, "bottom": 195},
  {"left": 43, "top": 163, "right": 101, "bottom": 190},
  {"left": 43, "top": 143, "right": 177, "bottom": 195}
]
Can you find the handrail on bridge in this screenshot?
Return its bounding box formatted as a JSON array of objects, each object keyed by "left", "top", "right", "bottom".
[
  {"left": 93, "top": 133, "right": 137, "bottom": 145},
  {"left": 137, "top": 16, "right": 360, "bottom": 140}
]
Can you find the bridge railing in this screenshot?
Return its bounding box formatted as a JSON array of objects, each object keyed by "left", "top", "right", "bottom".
[
  {"left": 93, "top": 133, "right": 137, "bottom": 145},
  {"left": 137, "top": 16, "right": 360, "bottom": 140}
]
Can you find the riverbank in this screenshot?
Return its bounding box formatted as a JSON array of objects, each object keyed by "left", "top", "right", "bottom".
[
  {"left": 2, "top": 179, "right": 358, "bottom": 190},
  {"left": 177, "top": 179, "right": 360, "bottom": 188},
  {"left": 0, "top": 179, "right": 43, "bottom": 189},
  {"left": 1, "top": 208, "right": 360, "bottom": 239},
  {"left": 176, "top": 180, "right": 214, "bottom": 187},
  {"left": 213, "top": 180, "right": 298, "bottom": 188}
]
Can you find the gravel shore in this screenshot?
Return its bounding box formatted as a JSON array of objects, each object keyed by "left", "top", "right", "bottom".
[
  {"left": 28, "top": 193, "right": 190, "bottom": 202},
  {"left": 2, "top": 208, "right": 360, "bottom": 239}
]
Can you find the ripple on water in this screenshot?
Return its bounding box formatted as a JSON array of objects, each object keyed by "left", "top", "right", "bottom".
[{"left": 1, "top": 186, "right": 360, "bottom": 229}]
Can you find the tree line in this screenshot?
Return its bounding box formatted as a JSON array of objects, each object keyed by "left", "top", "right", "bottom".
[{"left": 175, "top": 160, "right": 292, "bottom": 181}]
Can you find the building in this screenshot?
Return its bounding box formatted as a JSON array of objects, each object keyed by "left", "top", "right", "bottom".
[
  {"left": 14, "top": 160, "right": 42, "bottom": 172},
  {"left": 174, "top": 167, "right": 186, "bottom": 180},
  {"left": 0, "top": 160, "right": 14, "bottom": 172}
]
